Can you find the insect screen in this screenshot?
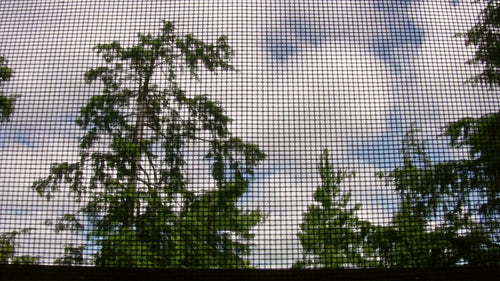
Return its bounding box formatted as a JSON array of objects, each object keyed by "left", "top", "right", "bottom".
[{"left": 0, "top": 0, "right": 499, "bottom": 271}]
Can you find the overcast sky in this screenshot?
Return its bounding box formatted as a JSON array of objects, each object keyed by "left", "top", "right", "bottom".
[{"left": 1, "top": 0, "right": 499, "bottom": 268}]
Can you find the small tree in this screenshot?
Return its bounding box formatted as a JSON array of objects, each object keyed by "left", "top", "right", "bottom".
[
  {"left": 32, "top": 21, "right": 265, "bottom": 268},
  {"left": 294, "top": 149, "right": 374, "bottom": 268}
]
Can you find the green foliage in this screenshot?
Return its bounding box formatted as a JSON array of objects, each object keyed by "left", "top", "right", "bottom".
[
  {"left": 0, "top": 229, "right": 39, "bottom": 265},
  {"left": 32, "top": 20, "right": 265, "bottom": 268},
  {"left": 373, "top": 128, "right": 499, "bottom": 267},
  {"left": 371, "top": 0, "right": 500, "bottom": 262},
  {"left": 55, "top": 244, "right": 85, "bottom": 266},
  {"left": 294, "top": 149, "right": 375, "bottom": 268},
  {"left": 95, "top": 227, "right": 156, "bottom": 268},
  {"left": 175, "top": 178, "right": 263, "bottom": 268},
  {"left": 444, "top": 0, "right": 500, "bottom": 255},
  {"left": 0, "top": 55, "right": 16, "bottom": 122},
  {"left": 372, "top": 130, "right": 452, "bottom": 267},
  {"left": 461, "top": 0, "right": 500, "bottom": 87},
  {"left": 0, "top": 56, "right": 31, "bottom": 265},
  {"left": 442, "top": 112, "right": 500, "bottom": 251},
  {"left": 445, "top": 112, "right": 500, "bottom": 220}
]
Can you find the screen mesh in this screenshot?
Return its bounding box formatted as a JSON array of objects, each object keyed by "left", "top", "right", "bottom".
[{"left": 1, "top": 0, "right": 499, "bottom": 270}]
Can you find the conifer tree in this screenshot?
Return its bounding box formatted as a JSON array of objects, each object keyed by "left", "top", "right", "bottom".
[
  {"left": 294, "top": 149, "right": 374, "bottom": 268},
  {"left": 373, "top": 128, "right": 497, "bottom": 267}
]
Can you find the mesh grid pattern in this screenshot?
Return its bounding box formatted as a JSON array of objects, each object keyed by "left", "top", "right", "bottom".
[{"left": 0, "top": 0, "right": 499, "bottom": 269}]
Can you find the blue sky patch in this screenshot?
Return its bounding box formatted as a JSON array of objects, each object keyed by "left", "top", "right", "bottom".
[
  {"left": 265, "top": 12, "right": 326, "bottom": 61},
  {"left": 373, "top": 0, "right": 425, "bottom": 65},
  {"left": 265, "top": 35, "right": 298, "bottom": 61},
  {"left": 350, "top": 111, "right": 406, "bottom": 170},
  {"left": 373, "top": 20, "right": 424, "bottom": 62},
  {"left": 290, "top": 16, "right": 324, "bottom": 46}
]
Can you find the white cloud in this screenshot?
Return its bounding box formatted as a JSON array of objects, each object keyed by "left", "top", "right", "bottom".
[
  {"left": 401, "top": 0, "right": 499, "bottom": 124},
  {"left": 0, "top": 139, "right": 82, "bottom": 264}
]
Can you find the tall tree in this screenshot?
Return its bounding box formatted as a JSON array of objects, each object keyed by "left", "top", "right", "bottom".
[
  {"left": 372, "top": 130, "right": 455, "bottom": 267},
  {"left": 32, "top": 21, "right": 265, "bottom": 268},
  {"left": 294, "top": 149, "right": 374, "bottom": 268},
  {"left": 446, "top": 0, "right": 500, "bottom": 254},
  {"left": 371, "top": 0, "right": 500, "bottom": 267},
  {"left": 0, "top": 55, "right": 16, "bottom": 123},
  {"left": 373, "top": 128, "right": 497, "bottom": 267},
  {"left": 373, "top": 0, "right": 500, "bottom": 267}
]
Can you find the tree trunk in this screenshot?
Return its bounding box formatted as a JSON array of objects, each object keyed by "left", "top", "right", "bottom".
[{"left": 125, "top": 67, "right": 152, "bottom": 229}]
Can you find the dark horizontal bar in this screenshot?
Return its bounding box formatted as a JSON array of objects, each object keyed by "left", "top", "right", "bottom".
[{"left": 0, "top": 265, "right": 498, "bottom": 281}]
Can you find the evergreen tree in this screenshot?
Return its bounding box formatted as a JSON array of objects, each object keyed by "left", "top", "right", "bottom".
[
  {"left": 442, "top": 113, "right": 500, "bottom": 264},
  {"left": 32, "top": 21, "right": 265, "bottom": 268},
  {"left": 462, "top": 0, "right": 500, "bottom": 87},
  {"left": 457, "top": 0, "right": 500, "bottom": 224},
  {"left": 439, "top": 0, "right": 500, "bottom": 262},
  {"left": 371, "top": 0, "right": 500, "bottom": 265},
  {"left": 459, "top": 0, "right": 500, "bottom": 223},
  {"left": 373, "top": 128, "right": 498, "bottom": 267},
  {"left": 372, "top": 130, "right": 454, "bottom": 267},
  {"left": 294, "top": 149, "right": 374, "bottom": 268}
]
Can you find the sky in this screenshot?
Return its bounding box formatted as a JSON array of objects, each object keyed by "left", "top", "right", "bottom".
[{"left": 1, "top": 0, "right": 499, "bottom": 268}]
